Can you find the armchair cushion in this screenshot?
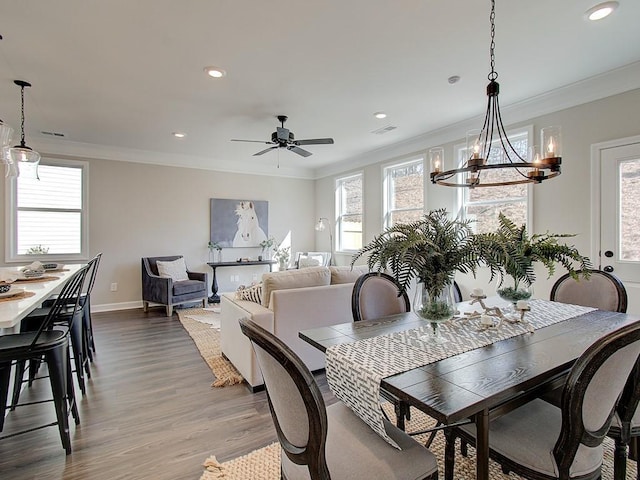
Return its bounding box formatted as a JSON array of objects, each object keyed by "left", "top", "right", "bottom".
[
  {"left": 173, "top": 280, "right": 206, "bottom": 296},
  {"left": 156, "top": 258, "right": 189, "bottom": 282}
]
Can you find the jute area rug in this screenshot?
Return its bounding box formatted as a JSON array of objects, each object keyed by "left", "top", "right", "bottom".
[
  {"left": 176, "top": 307, "right": 244, "bottom": 387},
  {"left": 200, "top": 403, "right": 637, "bottom": 480}
]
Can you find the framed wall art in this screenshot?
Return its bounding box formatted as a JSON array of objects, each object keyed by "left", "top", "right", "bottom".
[{"left": 210, "top": 198, "right": 269, "bottom": 248}]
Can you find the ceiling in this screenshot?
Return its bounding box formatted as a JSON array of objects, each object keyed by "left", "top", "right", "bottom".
[{"left": 1, "top": 0, "right": 639, "bottom": 179}]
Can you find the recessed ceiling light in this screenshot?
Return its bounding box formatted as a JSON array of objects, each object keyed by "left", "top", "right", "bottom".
[
  {"left": 586, "top": 1, "right": 619, "bottom": 21},
  {"left": 172, "top": 132, "right": 186, "bottom": 138},
  {"left": 448, "top": 75, "right": 461, "bottom": 85},
  {"left": 204, "top": 66, "right": 226, "bottom": 78},
  {"left": 373, "top": 112, "right": 387, "bottom": 119}
]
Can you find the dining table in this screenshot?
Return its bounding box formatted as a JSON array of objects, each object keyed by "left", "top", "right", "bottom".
[
  {"left": 0, "top": 263, "right": 84, "bottom": 333},
  {"left": 299, "top": 296, "right": 640, "bottom": 480}
]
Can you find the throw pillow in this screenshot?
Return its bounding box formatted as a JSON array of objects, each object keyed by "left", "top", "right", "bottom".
[
  {"left": 235, "top": 283, "right": 263, "bottom": 304},
  {"left": 156, "top": 258, "right": 189, "bottom": 282}
]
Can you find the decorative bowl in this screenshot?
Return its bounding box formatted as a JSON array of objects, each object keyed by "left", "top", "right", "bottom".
[{"left": 22, "top": 269, "right": 45, "bottom": 278}]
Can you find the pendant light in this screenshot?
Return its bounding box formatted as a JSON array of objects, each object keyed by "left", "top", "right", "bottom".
[
  {"left": 430, "top": 0, "right": 562, "bottom": 188},
  {"left": 7, "top": 80, "right": 41, "bottom": 165}
]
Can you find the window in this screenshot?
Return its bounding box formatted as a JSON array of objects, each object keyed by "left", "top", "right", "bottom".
[
  {"left": 6, "top": 159, "right": 89, "bottom": 262},
  {"left": 456, "top": 127, "right": 532, "bottom": 233},
  {"left": 383, "top": 157, "right": 424, "bottom": 228},
  {"left": 336, "top": 173, "right": 363, "bottom": 251}
]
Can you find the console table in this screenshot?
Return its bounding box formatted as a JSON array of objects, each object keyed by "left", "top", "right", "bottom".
[{"left": 206, "top": 260, "right": 276, "bottom": 303}]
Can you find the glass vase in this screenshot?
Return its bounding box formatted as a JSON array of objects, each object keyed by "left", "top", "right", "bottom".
[
  {"left": 414, "top": 281, "right": 455, "bottom": 343},
  {"left": 497, "top": 279, "right": 533, "bottom": 306}
]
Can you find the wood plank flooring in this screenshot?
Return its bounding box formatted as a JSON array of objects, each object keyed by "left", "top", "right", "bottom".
[{"left": 0, "top": 307, "right": 334, "bottom": 480}]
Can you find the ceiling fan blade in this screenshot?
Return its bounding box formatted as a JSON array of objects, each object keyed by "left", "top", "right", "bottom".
[
  {"left": 294, "top": 138, "right": 334, "bottom": 146},
  {"left": 288, "top": 145, "right": 312, "bottom": 157},
  {"left": 231, "top": 139, "right": 273, "bottom": 144},
  {"left": 253, "top": 146, "right": 278, "bottom": 156}
]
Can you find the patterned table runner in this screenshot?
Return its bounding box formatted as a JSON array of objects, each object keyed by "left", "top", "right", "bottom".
[{"left": 325, "top": 299, "right": 596, "bottom": 448}]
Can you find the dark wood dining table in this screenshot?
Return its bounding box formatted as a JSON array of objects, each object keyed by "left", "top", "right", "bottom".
[{"left": 299, "top": 307, "right": 640, "bottom": 480}]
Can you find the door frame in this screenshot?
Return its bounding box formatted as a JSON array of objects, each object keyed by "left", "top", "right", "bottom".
[{"left": 590, "top": 134, "right": 640, "bottom": 269}]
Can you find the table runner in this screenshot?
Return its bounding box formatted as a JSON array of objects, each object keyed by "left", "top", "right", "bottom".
[{"left": 325, "top": 299, "right": 596, "bottom": 448}]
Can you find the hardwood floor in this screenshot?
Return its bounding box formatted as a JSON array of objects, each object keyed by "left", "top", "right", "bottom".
[{"left": 0, "top": 307, "right": 333, "bottom": 480}]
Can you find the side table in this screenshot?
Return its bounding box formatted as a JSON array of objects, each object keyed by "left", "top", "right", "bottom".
[{"left": 206, "top": 260, "right": 276, "bottom": 303}]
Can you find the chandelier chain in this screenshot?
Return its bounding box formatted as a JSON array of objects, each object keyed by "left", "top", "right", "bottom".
[
  {"left": 488, "top": 0, "right": 497, "bottom": 81},
  {"left": 20, "top": 85, "right": 26, "bottom": 145}
]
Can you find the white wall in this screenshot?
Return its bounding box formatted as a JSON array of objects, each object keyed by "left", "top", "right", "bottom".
[
  {"left": 315, "top": 88, "right": 640, "bottom": 312},
  {"left": 1, "top": 158, "right": 317, "bottom": 310}
]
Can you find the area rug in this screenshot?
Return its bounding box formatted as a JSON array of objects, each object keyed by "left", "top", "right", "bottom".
[
  {"left": 177, "top": 307, "right": 244, "bottom": 387},
  {"left": 200, "top": 404, "right": 637, "bottom": 480}
]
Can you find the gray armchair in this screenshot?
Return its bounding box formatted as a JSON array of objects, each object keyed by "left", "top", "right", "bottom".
[{"left": 142, "top": 256, "right": 208, "bottom": 316}]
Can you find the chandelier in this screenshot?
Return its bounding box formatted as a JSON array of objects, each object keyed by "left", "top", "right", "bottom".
[
  {"left": 430, "top": 0, "right": 562, "bottom": 188},
  {"left": 7, "top": 80, "right": 41, "bottom": 165}
]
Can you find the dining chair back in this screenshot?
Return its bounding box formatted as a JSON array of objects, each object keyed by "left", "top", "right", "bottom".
[
  {"left": 445, "top": 320, "right": 640, "bottom": 480},
  {"left": 0, "top": 264, "right": 89, "bottom": 454},
  {"left": 81, "top": 253, "right": 103, "bottom": 356},
  {"left": 550, "top": 269, "right": 628, "bottom": 313},
  {"left": 351, "top": 272, "right": 410, "bottom": 322},
  {"left": 239, "top": 317, "right": 439, "bottom": 480}
]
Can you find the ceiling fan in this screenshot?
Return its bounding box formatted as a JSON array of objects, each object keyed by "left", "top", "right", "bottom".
[{"left": 231, "top": 115, "right": 334, "bottom": 157}]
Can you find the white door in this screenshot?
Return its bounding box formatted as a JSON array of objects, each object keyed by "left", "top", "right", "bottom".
[{"left": 598, "top": 138, "right": 640, "bottom": 314}]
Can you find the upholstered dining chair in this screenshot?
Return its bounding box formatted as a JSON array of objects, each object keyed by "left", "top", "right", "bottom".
[
  {"left": 239, "top": 317, "right": 439, "bottom": 480},
  {"left": 142, "top": 255, "right": 208, "bottom": 316},
  {"left": 351, "top": 272, "right": 411, "bottom": 322},
  {"left": 0, "top": 264, "right": 89, "bottom": 454},
  {"left": 444, "top": 321, "right": 640, "bottom": 480},
  {"left": 607, "top": 357, "right": 640, "bottom": 480},
  {"left": 550, "top": 269, "right": 628, "bottom": 313}
]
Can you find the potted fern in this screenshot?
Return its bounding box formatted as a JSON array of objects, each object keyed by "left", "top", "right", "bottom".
[
  {"left": 476, "top": 213, "right": 592, "bottom": 304},
  {"left": 352, "top": 209, "right": 483, "bottom": 341}
]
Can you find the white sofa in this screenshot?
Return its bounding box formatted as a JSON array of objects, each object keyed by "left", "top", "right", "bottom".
[{"left": 220, "top": 265, "right": 369, "bottom": 391}]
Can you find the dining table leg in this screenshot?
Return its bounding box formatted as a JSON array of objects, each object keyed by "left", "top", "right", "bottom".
[{"left": 475, "top": 408, "right": 490, "bottom": 480}]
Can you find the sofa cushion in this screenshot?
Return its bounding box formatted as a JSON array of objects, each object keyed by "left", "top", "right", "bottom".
[
  {"left": 172, "top": 279, "right": 204, "bottom": 296},
  {"left": 330, "top": 265, "right": 370, "bottom": 284},
  {"left": 261, "top": 266, "right": 331, "bottom": 308},
  {"left": 236, "top": 283, "right": 263, "bottom": 304},
  {"left": 157, "top": 257, "right": 189, "bottom": 282}
]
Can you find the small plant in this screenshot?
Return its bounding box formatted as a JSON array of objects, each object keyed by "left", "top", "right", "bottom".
[
  {"left": 274, "top": 245, "right": 290, "bottom": 265},
  {"left": 208, "top": 241, "right": 222, "bottom": 252},
  {"left": 259, "top": 236, "right": 276, "bottom": 253},
  {"left": 26, "top": 244, "right": 49, "bottom": 255}
]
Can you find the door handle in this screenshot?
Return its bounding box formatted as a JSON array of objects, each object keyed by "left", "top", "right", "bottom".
[
  {"left": 604, "top": 250, "right": 614, "bottom": 258},
  {"left": 603, "top": 265, "right": 614, "bottom": 273}
]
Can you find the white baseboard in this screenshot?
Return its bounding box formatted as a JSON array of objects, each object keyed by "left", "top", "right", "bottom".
[{"left": 93, "top": 301, "right": 142, "bottom": 312}]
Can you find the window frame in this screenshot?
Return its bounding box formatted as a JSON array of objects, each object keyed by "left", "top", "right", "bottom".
[
  {"left": 335, "top": 172, "right": 364, "bottom": 253},
  {"left": 455, "top": 125, "right": 534, "bottom": 231},
  {"left": 5, "top": 157, "right": 89, "bottom": 263},
  {"left": 382, "top": 155, "right": 425, "bottom": 229}
]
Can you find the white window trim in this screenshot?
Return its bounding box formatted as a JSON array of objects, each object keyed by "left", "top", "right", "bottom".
[
  {"left": 5, "top": 157, "right": 90, "bottom": 263},
  {"left": 455, "top": 125, "right": 534, "bottom": 229},
  {"left": 382, "top": 155, "right": 425, "bottom": 229},
  {"left": 335, "top": 171, "right": 364, "bottom": 253}
]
